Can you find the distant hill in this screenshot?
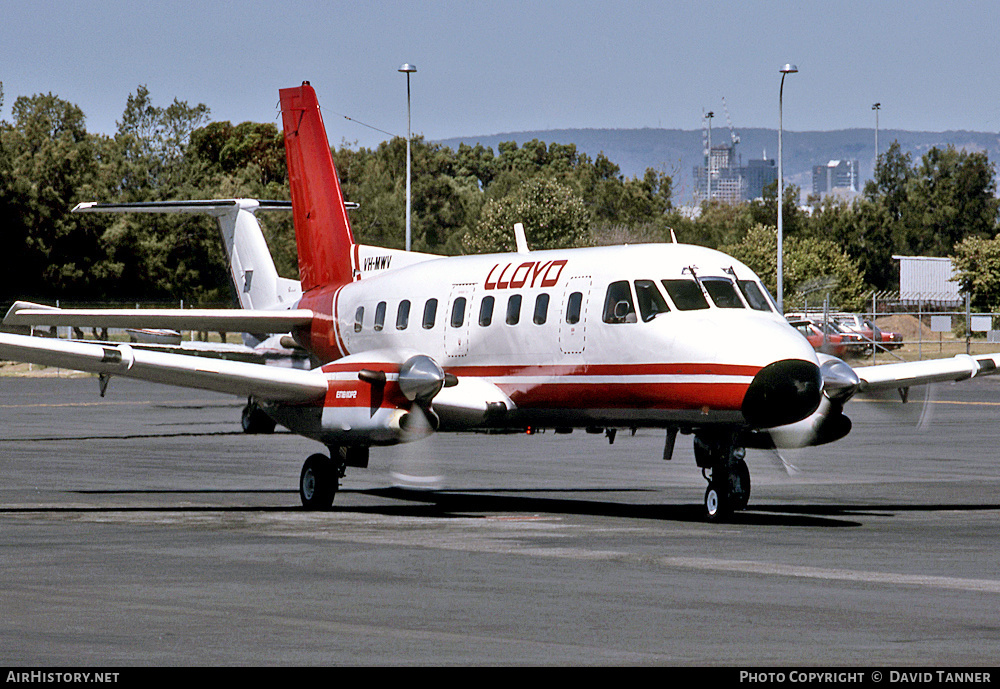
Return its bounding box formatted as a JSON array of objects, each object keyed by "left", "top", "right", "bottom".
[{"left": 436, "top": 128, "right": 1000, "bottom": 205}]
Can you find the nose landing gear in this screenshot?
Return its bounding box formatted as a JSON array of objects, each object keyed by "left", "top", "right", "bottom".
[{"left": 695, "top": 433, "right": 750, "bottom": 521}]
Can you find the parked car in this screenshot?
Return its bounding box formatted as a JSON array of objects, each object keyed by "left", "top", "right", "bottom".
[
  {"left": 829, "top": 313, "right": 904, "bottom": 351},
  {"left": 787, "top": 318, "right": 868, "bottom": 357}
]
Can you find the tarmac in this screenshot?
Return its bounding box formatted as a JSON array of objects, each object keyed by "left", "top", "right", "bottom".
[{"left": 2, "top": 372, "right": 1000, "bottom": 666}]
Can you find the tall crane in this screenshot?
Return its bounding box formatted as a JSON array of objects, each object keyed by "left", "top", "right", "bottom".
[{"left": 722, "top": 96, "right": 740, "bottom": 155}]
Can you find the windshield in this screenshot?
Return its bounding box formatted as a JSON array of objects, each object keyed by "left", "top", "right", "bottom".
[
  {"left": 702, "top": 278, "right": 745, "bottom": 308},
  {"left": 662, "top": 279, "right": 709, "bottom": 311},
  {"left": 737, "top": 280, "right": 773, "bottom": 312}
]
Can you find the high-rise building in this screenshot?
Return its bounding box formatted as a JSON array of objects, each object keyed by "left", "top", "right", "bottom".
[
  {"left": 812, "top": 160, "right": 860, "bottom": 196},
  {"left": 745, "top": 158, "right": 777, "bottom": 199},
  {"left": 694, "top": 145, "right": 774, "bottom": 203}
]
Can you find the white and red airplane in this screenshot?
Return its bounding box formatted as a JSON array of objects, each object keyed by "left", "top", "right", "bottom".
[{"left": 3, "top": 82, "right": 999, "bottom": 520}]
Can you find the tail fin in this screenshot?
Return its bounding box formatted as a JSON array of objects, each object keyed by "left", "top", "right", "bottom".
[{"left": 279, "top": 82, "right": 356, "bottom": 292}]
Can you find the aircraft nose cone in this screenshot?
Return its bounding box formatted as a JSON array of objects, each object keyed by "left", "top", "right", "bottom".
[{"left": 741, "top": 358, "right": 823, "bottom": 428}]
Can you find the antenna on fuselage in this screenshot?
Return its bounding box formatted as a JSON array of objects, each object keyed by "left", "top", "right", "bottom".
[
  {"left": 668, "top": 228, "right": 678, "bottom": 244},
  {"left": 514, "top": 222, "right": 530, "bottom": 254}
]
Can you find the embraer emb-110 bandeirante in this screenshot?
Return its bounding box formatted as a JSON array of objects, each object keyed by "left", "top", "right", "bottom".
[{"left": 3, "top": 82, "right": 1000, "bottom": 521}]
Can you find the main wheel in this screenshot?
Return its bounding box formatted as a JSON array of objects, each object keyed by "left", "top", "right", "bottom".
[
  {"left": 704, "top": 483, "right": 733, "bottom": 522},
  {"left": 300, "top": 453, "right": 337, "bottom": 509}
]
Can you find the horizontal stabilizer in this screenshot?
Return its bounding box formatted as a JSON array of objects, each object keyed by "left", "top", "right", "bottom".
[
  {"left": 73, "top": 200, "right": 357, "bottom": 215},
  {"left": 0, "top": 333, "right": 327, "bottom": 402},
  {"left": 73, "top": 199, "right": 291, "bottom": 215},
  {"left": 3, "top": 301, "right": 313, "bottom": 333}
]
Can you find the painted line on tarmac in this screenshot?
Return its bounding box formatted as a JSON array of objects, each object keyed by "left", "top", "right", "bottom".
[
  {"left": 654, "top": 557, "right": 1000, "bottom": 594},
  {"left": 253, "top": 513, "right": 1000, "bottom": 595}
]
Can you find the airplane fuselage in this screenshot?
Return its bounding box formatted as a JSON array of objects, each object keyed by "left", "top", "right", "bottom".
[{"left": 286, "top": 242, "right": 819, "bottom": 444}]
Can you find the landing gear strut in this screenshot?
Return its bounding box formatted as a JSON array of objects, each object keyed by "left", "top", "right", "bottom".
[
  {"left": 299, "top": 453, "right": 345, "bottom": 509},
  {"left": 694, "top": 433, "right": 750, "bottom": 521},
  {"left": 241, "top": 398, "right": 276, "bottom": 434}
]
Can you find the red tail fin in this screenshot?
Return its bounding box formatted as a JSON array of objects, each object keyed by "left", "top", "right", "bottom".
[{"left": 279, "top": 82, "right": 355, "bottom": 291}]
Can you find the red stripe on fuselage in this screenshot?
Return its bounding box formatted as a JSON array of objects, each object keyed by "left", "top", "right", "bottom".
[
  {"left": 497, "top": 381, "right": 749, "bottom": 411},
  {"left": 445, "top": 362, "right": 760, "bottom": 413},
  {"left": 447, "top": 362, "right": 762, "bottom": 378}
]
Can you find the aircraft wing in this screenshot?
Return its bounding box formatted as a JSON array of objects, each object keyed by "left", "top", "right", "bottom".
[
  {"left": 0, "top": 332, "right": 327, "bottom": 403},
  {"left": 3, "top": 301, "right": 313, "bottom": 333},
  {"left": 853, "top": 353, "right": 1000, "bottom": 393}
]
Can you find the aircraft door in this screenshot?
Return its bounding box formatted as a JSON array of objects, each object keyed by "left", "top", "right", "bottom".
[
  {"left": 559, "top": 276, "right": 591, "bottom": 354},
  {"left": 445, "top": 283, "right": 475, "bottom": 357}
]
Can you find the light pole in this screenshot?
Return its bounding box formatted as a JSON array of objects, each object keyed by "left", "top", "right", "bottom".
[
  {"left": 705, "top": 111, "right": 714, "bottom": 203},
  {"left": 872, "top": 102, "right": 881, "bottom": 174},
  {"left": 777, "top": 63, "right": 798, "bottom": 314},
  {"left": 398, "top": 63, "right": 417, "bottom": 251}
]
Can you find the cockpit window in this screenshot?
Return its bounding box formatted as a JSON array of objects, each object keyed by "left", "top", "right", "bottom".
[
  {"left": 702, "top": 278, "right": 744, "bottom": 308},
  {"left": 661, "top": 279, "right": 709, "bottom": 311},
  {"left": 737, "top": 280, "right": 772, "bottom": 312},
  {"left": 603, "top": 281, "right": 636, "bottom": 323},
  {"left": 634, "top": 280, "right": 670, "bottom": 322}
]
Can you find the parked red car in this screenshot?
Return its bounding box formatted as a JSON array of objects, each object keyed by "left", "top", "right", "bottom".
[
  {"left": 830, "top": 314, "right": 903, "bottom": 351},
  {"left": 787, "top": 319, "right": 867, "bottom": 357}
]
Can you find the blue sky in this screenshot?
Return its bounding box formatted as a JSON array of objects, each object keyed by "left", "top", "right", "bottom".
[{"left": 3, "top": 1, "right": 999, "bottom": 149}]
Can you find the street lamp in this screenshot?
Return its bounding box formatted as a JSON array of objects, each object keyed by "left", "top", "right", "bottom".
[
  {"left": 777, "top": 63, "right": 798, "bottom": 314},
  {"left": 872, "top": 102, "right": 881, "bottom": 173},
  {"left": 705, "top": 111, "right": 714, "bottom": 202},
  {"left": 398, "top": 63, "right": 417, "bottom": 251}
]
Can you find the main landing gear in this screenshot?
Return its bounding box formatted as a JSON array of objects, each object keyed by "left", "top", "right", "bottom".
[
  {"left": 299, "top": 454, "right": 344, "bottom": 509},
  {"left": 694, "top": 433, "right": 750, "bottom": 521},
  {"left": 298, "top": 446, "right": 367, "bottom": 509}
]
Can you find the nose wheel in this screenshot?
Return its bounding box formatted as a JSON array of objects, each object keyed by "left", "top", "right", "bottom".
[{"left": 695, "top": 434, "right": 750, "bottom": 522}]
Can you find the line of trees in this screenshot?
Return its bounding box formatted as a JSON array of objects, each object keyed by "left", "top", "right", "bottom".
[{"left": 1, "top": 83, "right": 998, "bottom": 311}]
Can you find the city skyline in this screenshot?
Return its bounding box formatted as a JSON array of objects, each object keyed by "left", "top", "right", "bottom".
[{"left": 3, "top": 1, "right": 1000, "bottom": 153}]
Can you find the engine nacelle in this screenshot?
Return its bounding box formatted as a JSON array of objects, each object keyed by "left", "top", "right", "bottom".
[{"left": 740, "top": 396, "right": 852, "bottom": 449}]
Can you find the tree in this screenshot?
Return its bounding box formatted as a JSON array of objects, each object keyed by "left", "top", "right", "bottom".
[
  {"left": 0, "top": 92, "right": 108, "bottom": 301},
  {"left": 722, "top": 224, "right": 866, "bottom": 311},
  {"left": 952, "top": 235, "right": 1000, "bottom": 310},
  {"left": 465, "top": 178, "right": 591, "bottom": 254},
  {"left": 856, "top": 142, "right": 1000, "bottom": 290}
]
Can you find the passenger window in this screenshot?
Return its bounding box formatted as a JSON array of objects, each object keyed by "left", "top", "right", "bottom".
[
  {"left": 566, "top": 292, "right": 583, "bottom": 324},
  {"left": 634, "top": 280, "right": 670, "bottom": 322},
  {"left": 374, "top": 302, "right": 386, "bottom": 331},
  {"left": 422, "top": 298, "right": 438, "bottom": 329},
  {"left": 603, "top": 280, "right": 636, "bottom": 323},
  {"left": 533, "top": 294, "right": 549, "bottom": 325},
  {"left": 738, "top": 280, "right": 772, "bottom": 312},
  {"left": 662, "top": 279, "right": 709, "bottom": 311},
  {"left": 479, "top": 296, "right": 495, "bottom": 326},
  {"left": 450, "top": 297, "right": 467, "bottom": 328},
  {"left": 396, "top": 300, "right": 411, "bottom": 330},
  {"left": 506, "top": 295, "right": 522, "bottom": 325},
  {"left": 354, "top": 306, "right": 364, "bottom": 333},
  {"left": 703, "top": 279, "right": 744, "bottom": 308}
]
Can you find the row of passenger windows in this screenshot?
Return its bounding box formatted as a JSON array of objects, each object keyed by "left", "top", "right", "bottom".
[
  {"left": 352, "top": 277, "right": 772, "bottom": 332},
  {"left": 354, "top": 293, "right": 561, "bottom": 333}
]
